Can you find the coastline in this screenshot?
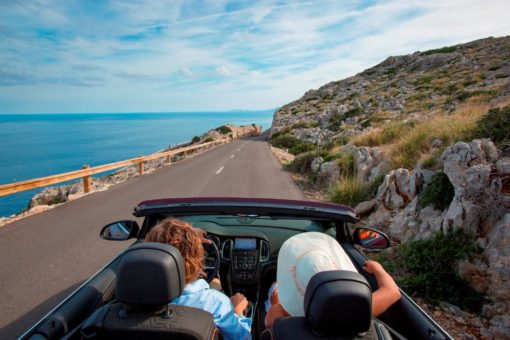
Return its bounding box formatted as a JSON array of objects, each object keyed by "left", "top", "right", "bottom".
[{"left": 0, "top": 123, "right": 261, "bottom": 227}]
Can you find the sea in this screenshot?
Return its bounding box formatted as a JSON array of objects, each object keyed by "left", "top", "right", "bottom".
[{"left": 0, "top": 110, "right": 275, "bottom": 217}]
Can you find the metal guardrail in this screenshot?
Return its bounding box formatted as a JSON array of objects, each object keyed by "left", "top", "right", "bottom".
[{"left": 0, "top": 139, "right": 230, "bottom": 197}]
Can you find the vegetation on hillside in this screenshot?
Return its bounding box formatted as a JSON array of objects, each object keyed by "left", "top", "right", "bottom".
[
  {"left": 271, "top": 134, "right": 317, "bottom": 155},
  {"left": 270, "top": 37, "right": 510, "bottom": 329},
  {"left": 215, "top": 125, "right": 232, "bottom": 134},
  {"left": 375, "top": 230, "right": 484, "bottom": 312},
  {"left": 350, "top": 101, "right": 509, "bottom": 169},
  {"left": 419, "top": 172, "right": 455, "bottom": 210},
  {"left": 472, "top": 105, "right": 510, "bottom": 150}
]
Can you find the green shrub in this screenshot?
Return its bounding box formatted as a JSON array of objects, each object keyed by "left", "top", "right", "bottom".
[
  {"left": 270, "top": 127, "right": 291, "bottom": 140},
  {"left": 376, "top": 230, "right": 483, "bottom": 312},
  {"left": 329, "top": 113, "right": 343, "bottom": 131},
  {"left": 325, "top": 136, "right": 350, "bottom": 148},
  {"left": 191, "top": 136, "right": 201, "bottom": 143},
  {"left": 271, "top": 134, "right": 316, "bottom": 155},
  {"left": 414, "top": 76, "right": 433, "bottom": 86},
  {"left": 289, "top": 142, "right": 316, "bottom": 155},
  {"left": 421, "top": 45, "right": 457, "bottom": 55},
  {"left": 419, "top": 172, "right": 454, "bottom": 210},
  {"left": 321, "top": 150, "right": 339, "bottom": 162},
  {"left": 330, "top": 176, "right": 368, "bottom": 207},
  {"left": 472, "top": 106, "right": 510, "bottom": 146},
  {"left": 456, "top": 90, "right": 495, "bottom": 102},
  {"left": 215, "top": 125, "right": 232, "bottom": 134},
  {"left": 344, "top": 106, "right": 362, "bottom": 118},
  {"left": 288, "top": 152, "right": 319, "bottom": 174},
  {"left": 271, "top": 134, "right": 301, "bottom": 149},
  {"left": 291, "top": 121, "right": 320, "bottom": 129},
  {"left": 336, "top": 152, "right": 355, "bottom": 178},
  {"left": 203, "top": 137, "right": 214, "bottom": 143}
]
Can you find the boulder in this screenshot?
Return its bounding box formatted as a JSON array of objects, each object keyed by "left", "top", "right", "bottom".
[
  {"left": 387, "top": 197, "right": 420, "bottom": 241},
  {"left": 367, "top": 205, "right": 391, "bottom": 227},
  {"left": 496, "top": 158, "right": 510, "bottom": 174},
  {"left": 29, "top": 186, "right": 68, "bottom": 208},
  {"left": 376, "top": 168, "right": 420, "bottom": 211},
  {"left": 317, "top": 161, "right": 340, "bottom": 186},
  {"left": 355, "top": 199, "right": 376, "bottom": 215},
  {"left": 27, "top": 205, "right": 50, "bottom": 215},
  {"left": 441, "top": 139, "right": 502, "bottom": 233},
  {"left": 431, "top": 138, "right": 443, "bottom": 148},
  {"left": 342, "top": 142, "right": 385, "bottom": 183},
  {"left": 311, "top": 157, "right": 323, "bottom": 172},
  {"left": 416, "top": 205, "right": 445, "bottom": 240}
]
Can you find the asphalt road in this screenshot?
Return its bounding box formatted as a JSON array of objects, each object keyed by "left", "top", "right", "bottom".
[{"left": 0, "top": 136, "right": 303, "bottom": 338}]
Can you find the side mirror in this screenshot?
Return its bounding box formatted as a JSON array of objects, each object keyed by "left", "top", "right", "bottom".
[
  {"left": 100, "top": 220, "right": 140, "bottom": 241},
  {"left": 353, "top": 227, "right": 390, "bottom": 250}
]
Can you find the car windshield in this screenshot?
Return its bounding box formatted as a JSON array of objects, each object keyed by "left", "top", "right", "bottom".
[{"left": 165, "top": 214, "right": 326, "bottom": 232}]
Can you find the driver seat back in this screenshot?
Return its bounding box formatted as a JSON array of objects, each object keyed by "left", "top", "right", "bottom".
[
  {"left": 261, "top": 271, "right": 392, "bottom": 340},
  {"left": 81, "top": 242, "right": 219, "bottom": 340}
]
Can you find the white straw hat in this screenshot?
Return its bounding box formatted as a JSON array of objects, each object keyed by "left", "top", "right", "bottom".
[{"left": 277, "top": 232, "right": 358, "bottom": 317}]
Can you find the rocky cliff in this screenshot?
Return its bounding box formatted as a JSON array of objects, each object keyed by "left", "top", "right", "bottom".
[
  {"left": 270, "top": 36, "right": 510, "bottom": 338},
  {"left": 271, "top": 36, "right": 510, "bottom": 147}
]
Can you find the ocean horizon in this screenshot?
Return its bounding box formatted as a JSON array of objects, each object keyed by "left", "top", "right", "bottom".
[{"left": 0, "top": 110, "right": 275, "bottom": 217}]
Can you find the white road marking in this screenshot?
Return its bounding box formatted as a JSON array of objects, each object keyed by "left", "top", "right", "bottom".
[
  {"left": 216, "top": 166, "right": 224, "bottom": 175},
  {"left": 237, "top": 148, "right": 241, "bottom": 151},
  {"left": 230, "top": 154, "right": 235, "bottom": 159}
]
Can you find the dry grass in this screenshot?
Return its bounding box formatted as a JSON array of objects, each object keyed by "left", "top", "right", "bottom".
[
  {"left": 390, "top": 102, "right": 489, "bottom": 169},
  {"left": 352, "top": 120, "right": 414, "bottom": 147},
  {"left": 352, "top": 96, "right": 510, "bottom": 170},
  {"left": 329, "top": 176, "right": 368, "bottom": 207}
]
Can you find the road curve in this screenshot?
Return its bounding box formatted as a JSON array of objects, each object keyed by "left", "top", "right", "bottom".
[{"left": 0, "top": 136, "right": 303, "bottom": 338}]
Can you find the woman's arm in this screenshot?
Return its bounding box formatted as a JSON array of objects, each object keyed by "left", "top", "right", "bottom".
[
  {"left": 264, "top": 287, "right": 289, "bottom": 328},
  {"left": 363, "top": 260, "right": 401, "bottom": 317}
]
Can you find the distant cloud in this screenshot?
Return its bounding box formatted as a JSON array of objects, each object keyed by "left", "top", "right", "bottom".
[
  {"left": 216, "top": 65, "right": 233, "bottom": 77},
  {"left": 0, "top": 69, "right": 39, "bottom": 86},
  {"left": 113, "top": 71, "right": 167, "bottom": 82},
  {"left": 179, "top": 66, "right": 194, "bottom": 77},
  {"left": 0, "top": 0, "right": 509, "bottom": 113}
]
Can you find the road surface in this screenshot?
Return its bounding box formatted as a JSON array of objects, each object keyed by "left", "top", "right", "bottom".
[{"left": 0, "top": 136, "right": 303, "bottom": 338}]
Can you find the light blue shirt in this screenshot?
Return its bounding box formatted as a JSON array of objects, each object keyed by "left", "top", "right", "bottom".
[{"left": 171, "top": 279, "right": 252, "bottom": 340}]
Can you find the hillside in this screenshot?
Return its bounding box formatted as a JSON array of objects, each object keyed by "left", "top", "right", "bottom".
[
  {"left": 271, "top": 36, "right": 509, "bottom": 150},
  {"left": 270, "top": 36, "right": 510, "bottom": 338}
]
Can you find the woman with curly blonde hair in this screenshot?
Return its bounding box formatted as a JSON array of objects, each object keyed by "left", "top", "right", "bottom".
[{"left": 145, "top": 218, "right": 252, "bottom": 340}]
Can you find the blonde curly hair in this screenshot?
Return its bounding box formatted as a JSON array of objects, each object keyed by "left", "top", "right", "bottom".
[{"left": 145, "top": 218, "right": 205, "bottom": 283}]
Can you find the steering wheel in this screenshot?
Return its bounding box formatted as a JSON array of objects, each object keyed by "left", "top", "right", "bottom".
[{"left": 203, "top": 237, "right": 220, "bottom": 283}]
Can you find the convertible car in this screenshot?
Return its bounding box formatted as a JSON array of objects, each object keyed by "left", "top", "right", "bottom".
[{"left": 20, "top": 197, "right": 452, "bottom": 340}]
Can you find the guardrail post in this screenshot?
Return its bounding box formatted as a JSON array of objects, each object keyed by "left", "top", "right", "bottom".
[
  {"left": 166, "top": 155, "right": 171, "bottom": 164},
  {"left": 138, "top": 157, "right": 144, "bottom": 174},
  {"left": 82, "top": 165, "right": 91, "bottom": 193}
]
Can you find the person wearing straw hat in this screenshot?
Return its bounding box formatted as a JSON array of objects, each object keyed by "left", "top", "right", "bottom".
[{"left": 265, "top": 232, "right": 401, "bottom": 328}]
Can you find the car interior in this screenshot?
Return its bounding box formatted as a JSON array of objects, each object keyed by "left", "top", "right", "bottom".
[{"left": 21, "top": 200, "right": 452, "bottom": 340}]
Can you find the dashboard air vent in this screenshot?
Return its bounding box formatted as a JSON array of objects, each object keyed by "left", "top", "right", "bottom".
[
  {"left": 221, "top": 239, "right": 233, "bottom": 260},
  {"left": 260, "top": 240, "right": 270, "bottom": 262}
]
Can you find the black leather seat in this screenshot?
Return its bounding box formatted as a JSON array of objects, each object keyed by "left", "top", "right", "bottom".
[
  {"left": 81, "top": 242, "right": 218, "bottom": 340},
  {"left": 261, "top": 270, "right": 392, "bottom": 340}
]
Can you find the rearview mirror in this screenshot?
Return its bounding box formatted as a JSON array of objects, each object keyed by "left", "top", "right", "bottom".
[
  {"left": 100, "top": 220, "right": 140, "bottom": 241},
  {"left": 353, "top": 227, "right": 390, "bottom": 250}
]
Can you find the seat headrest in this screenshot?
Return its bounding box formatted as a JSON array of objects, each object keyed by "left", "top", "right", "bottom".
[
  {"left": 304, "top": 270, "right": 372, "bottom": 337},
  {"left": 116, "top": 242, "right": 185, "bottom": 305}
]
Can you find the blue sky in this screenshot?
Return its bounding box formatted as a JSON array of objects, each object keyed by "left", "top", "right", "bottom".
[{"left": 0, "top": 0, "right": 509, "bottom": 113}]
